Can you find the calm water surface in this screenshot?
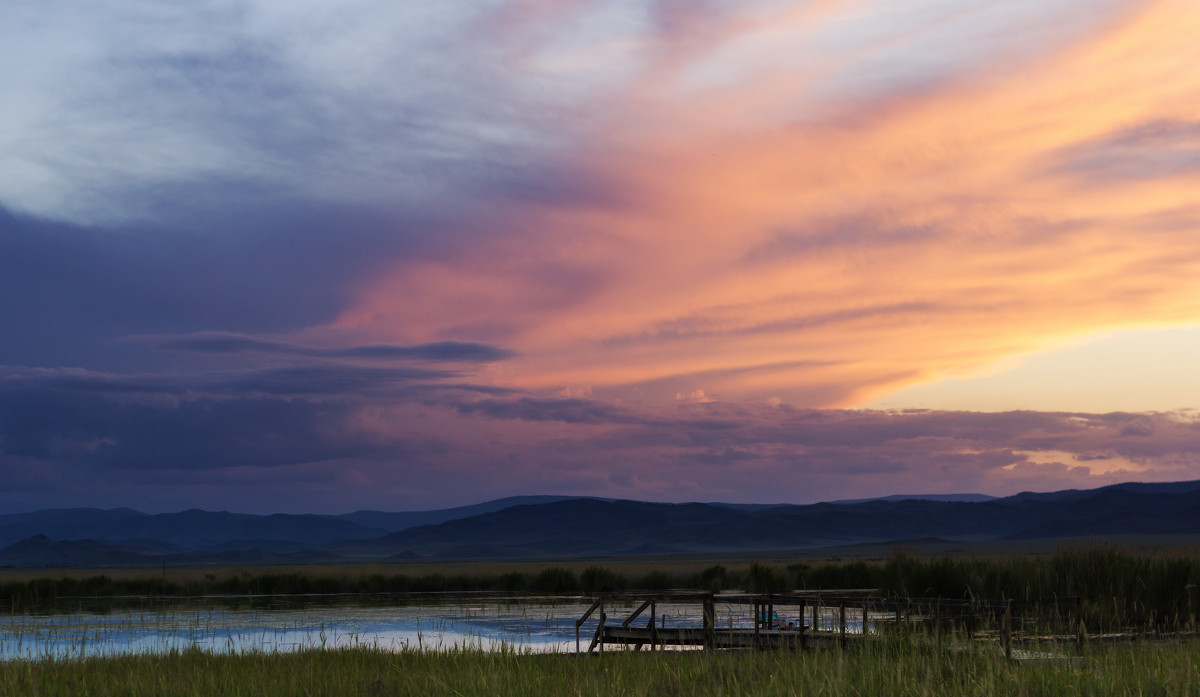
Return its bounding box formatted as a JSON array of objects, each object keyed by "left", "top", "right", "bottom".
[{"left": 0, "top": 596, "right": 868, "bottom": 660}]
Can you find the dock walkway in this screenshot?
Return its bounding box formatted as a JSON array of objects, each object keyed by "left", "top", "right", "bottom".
[{"left": 575, "top": 592, "right": 1085, "bottom": 655}]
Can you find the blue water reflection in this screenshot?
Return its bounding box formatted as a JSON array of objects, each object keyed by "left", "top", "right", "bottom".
[{"left": 0, "top": 596, "right": 871, "bottom": 660}]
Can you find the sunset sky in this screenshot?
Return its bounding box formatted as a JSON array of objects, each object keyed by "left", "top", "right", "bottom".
[{"left": 3, "top": 0, "right": 1200, "bottom": 513}]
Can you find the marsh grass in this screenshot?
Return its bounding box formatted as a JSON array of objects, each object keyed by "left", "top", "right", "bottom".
[
  {"left": 3, "top": 544, "right": 1197, "bottom": 633},
  {"left": 1, "top": 635, "right": 1197, "bottom": 696},
  {"left": 880, "top": 544, "right": 1200, "bottom": 631}
]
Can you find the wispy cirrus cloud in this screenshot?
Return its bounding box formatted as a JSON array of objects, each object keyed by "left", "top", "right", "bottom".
[{"left": 328, "top": 0, "right": 1200, "bottom": 410}]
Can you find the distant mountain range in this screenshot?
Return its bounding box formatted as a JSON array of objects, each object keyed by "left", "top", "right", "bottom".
[{"left": 2, "top": 481, "right": 1199, "bottom": 566}]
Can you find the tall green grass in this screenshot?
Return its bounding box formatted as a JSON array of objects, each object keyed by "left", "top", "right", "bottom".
[
  {"left": 879, "top": 544, "right": 1200, "bottom": 631},
  {"left": 2, "top": 637, "right": 1197, "bottom": 696}
]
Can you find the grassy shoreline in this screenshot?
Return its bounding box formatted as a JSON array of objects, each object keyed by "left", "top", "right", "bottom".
[{"left": 2, "top": 639, "right": 1198, "bottom": 696}]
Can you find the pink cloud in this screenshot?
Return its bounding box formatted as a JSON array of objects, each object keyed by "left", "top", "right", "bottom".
[{"left": 323, "top": 1, "right": 1200, "bottom": 416}]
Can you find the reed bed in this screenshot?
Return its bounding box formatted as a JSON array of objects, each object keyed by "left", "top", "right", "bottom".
[
  {"left": 878, "top": 545, "right": 1200, "bottom": 632},
  {"left": 2, "top": 635, "right": 1197, "bottom": 696}
]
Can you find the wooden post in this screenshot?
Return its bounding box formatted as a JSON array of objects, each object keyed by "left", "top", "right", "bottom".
[
  {"left": 585, "top": 598, "right": 607, "bottom": 654},
  {"left": 703, "top": 596, "right": 715, "bottom": 652},
  {"left": 588, "top": 610, "right": 607, "bottom": 654},
  {"left": 577, "top": 597, "right": 603, "bottom": 655},
  {"left": 622, "top": 600, "right": 652, "bottom": 628}
]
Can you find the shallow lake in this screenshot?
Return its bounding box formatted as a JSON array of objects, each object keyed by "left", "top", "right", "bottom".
[{"left": 0, "top": 595, "right": 869, "bottom": 660}]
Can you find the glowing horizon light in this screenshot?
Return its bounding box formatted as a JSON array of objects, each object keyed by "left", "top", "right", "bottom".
[{"left": 864, "top": 326, "right": 1200, "bottom": 414}]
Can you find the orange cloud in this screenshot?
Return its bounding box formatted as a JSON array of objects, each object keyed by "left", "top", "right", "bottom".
[{"left": 334, "top": 0, "right": 1200, "bottom": 410}]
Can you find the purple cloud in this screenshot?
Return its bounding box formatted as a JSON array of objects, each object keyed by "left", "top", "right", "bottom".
[
  {"left": 159, "top": 332, "right": 516, "bottom": 363},
  {"left": 4, "top": 358, "right": 1197, "bottom": 513}
]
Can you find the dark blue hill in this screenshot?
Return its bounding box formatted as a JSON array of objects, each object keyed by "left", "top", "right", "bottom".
[
  {"left": 333, "top": 483, "right": 1200, "bottom": 559},
  {"left": 0, "top": 535, "right": 161, "bottom": 567},
  {"left": 337, "top": 495, "right": 599, "bottom": 531},
  {"left": 3, "top": 479, "right": 1200, "bottom": 564},
  {"left": 0, "top": 508, "right": 147, "bottom": 548},
  {"left": 0, "top": 509, "right": 388, "bottom": 550}
]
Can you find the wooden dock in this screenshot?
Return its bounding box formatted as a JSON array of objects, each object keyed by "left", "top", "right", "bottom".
[{"left": 575, "top": 592, "right": 1086, "bottom": 655}]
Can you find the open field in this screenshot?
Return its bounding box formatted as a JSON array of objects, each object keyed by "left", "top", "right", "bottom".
[{"left": 2, "top": 637, "right": 1198, "bottom": 696}]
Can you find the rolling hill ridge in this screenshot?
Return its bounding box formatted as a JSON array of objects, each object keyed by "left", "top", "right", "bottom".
[{"left": 2, "top": 480, "right": 1198, "bottom": 566}]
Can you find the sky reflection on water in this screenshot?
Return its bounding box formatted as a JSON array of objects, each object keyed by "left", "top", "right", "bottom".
[
  {"left": 0, "top": 600, "right": 584, "bottom": 659},
  {"left": 0, "top": 596, "right": 870, "bottom": 660}
]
